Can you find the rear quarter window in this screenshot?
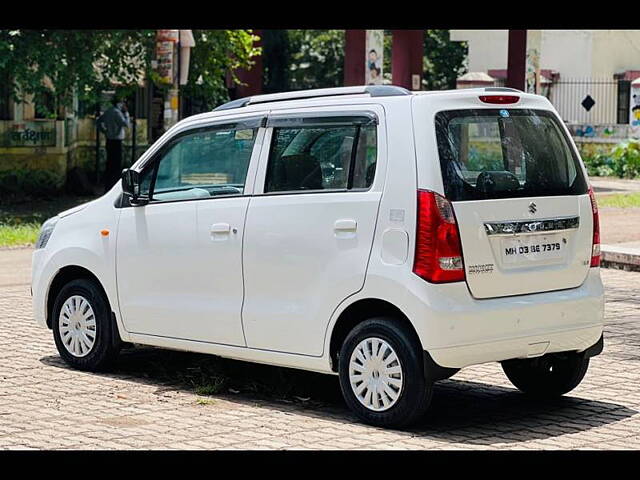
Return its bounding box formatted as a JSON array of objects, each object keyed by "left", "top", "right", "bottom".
[{"left": 435, "top": 109, "right": 588, "bottom": 201}]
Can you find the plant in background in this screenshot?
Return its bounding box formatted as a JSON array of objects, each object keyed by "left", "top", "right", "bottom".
[
  {"left": 582, "top": 152, "right": 615, "bottom": 177},
  {"left": 0, "top": 29, "right": 261, "bottom": 116},
  {"left": 423, "top": 30, "right": 468, "bottom": 90},
  {"left": 609, "top": 140, "right": 640, "bottom": 179},
  {"left": 287, "top": 30, "right": 345, "bottom": 90},
  {"left": 182, "top": 30, "right": 261, "bottom": 109}
]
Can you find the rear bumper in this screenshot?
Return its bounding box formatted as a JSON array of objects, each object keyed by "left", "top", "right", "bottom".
[
  {"left": 406, "top": 269, "right": 605, "bottom": 369},
  {"left": 429, "top": 324, "right": 603, "bottom": 369}
]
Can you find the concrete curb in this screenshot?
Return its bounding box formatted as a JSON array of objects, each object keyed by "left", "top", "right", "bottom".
[{"left": 601, "top": 244, "right": 640, "bottom": 272}]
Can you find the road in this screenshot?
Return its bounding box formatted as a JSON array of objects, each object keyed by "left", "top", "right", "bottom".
[{"left": 1, "top": 248, "right": 638, "bottom": 449}]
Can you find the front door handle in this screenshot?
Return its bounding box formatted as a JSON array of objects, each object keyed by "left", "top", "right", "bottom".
[
  {"left": 210, "top": 223, "right": 231, "bottom": 241},
  {"left": 211, "top": 223, "right": 231, "bottom": 233}
]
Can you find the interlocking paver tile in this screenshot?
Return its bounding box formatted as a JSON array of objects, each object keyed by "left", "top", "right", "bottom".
[{"left": 1, "top": 258, "right": 639, "bottom": 449}]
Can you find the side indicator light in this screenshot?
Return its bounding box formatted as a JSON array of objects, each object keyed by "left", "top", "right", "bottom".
[{"left": 100, "top": 229, "right": 110, "bottom": 237}]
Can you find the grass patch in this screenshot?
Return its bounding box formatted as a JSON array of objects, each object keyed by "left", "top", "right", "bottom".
[
  {"left": 597, "top": 193, "right": 640, "bottom": 208},
  {"left": 195, "top": 397, "right": 217, "bottom": 406},
  {"left": 0, "top": 223, "right": 41, "bottom": 247},
  {"left": 0, "top": 194, "right": 98, "bottom": 248},
  {"left": 194, "top": 376, "right": 227, "bottom": 396}
]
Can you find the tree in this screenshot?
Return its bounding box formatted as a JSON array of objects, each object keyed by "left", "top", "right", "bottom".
[
  {"left": 0, "top": 29, "right": 260, "bottom": 116},
  {"left": 181, "top": 30, "right": 261, "bottom": 109},
  {"left": 262, "top": 30, "right": 290, "bottom": 94},
  {"left": 422, "top": 30, "right": 468, "bottom": 90},
  {"left": 0, "top": 30, "right": 156, "bottom": 118},
  {"left": 287, "top": 30, "right": 344, "bottom": 90}
]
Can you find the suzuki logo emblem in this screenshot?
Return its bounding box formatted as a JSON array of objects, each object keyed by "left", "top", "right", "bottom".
[{"left": 528, "top": 202, "right": 537, "bottom": 214}]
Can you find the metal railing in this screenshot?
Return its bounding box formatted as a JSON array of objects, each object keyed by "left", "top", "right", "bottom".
[{"left": 548, "top": 78, "right": 625, "bottom": 125}]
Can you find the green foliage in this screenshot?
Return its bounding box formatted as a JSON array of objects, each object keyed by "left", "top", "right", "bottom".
[
  {"left": 0, "top": 169, "right": 61, "bottom": 196},
  {"left": 0, "top": 30, "right": 156, "bottom": 117},
  {"left": 610, "top": 140, "right": 640, "bottom": 178},
  {"left": 182, "top": 30, "right": 261, "bottom": 109},
  {"left": 423, "top": 30, "right": 468, "bottom": 90},
  {"left": 582, "top": 153, "right": 615, "bottom": 177},
  {"left": 287, "top": 30, "right": 345, "bottom": 90},
  {"left": 0, "top": 29, "right": 260, "bottom": 115}
]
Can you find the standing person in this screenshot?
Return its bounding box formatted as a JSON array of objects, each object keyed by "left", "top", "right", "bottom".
[{"left": 96, "top": 97, "right": 131, "bottom": 192}]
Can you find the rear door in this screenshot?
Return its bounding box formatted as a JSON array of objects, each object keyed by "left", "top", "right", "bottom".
[
  {"left": 241, "top": 106, "right": 384, "bottom": 356},
  {"left": 431, "top": 106, "right": 592, "bottom": 299}
]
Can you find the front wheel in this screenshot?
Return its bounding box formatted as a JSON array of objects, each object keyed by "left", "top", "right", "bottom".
[
  {"left": 338, "top": 317, "right": 432, "bottom": 428},
  {"left": 501, "top": 352, "right": 590, "bottom": 398},
  {"left": 52, "top": 278, "right": 120, "bottom": 371}
]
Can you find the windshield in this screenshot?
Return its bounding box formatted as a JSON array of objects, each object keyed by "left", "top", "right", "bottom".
[{"left": 435, "top": 109, "right": 588, "bottom": 201}]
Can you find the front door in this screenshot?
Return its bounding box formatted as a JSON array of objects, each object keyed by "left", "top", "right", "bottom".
[{"left": 116, "top": 120, "right": 263, "bottom": 345}]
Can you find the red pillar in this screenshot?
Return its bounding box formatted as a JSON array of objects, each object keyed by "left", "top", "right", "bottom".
[
  {"left": 506, "top": 30, "right": 527, "bottom": 91},
  {"left": 344, "top": 30, "right": 366, "bottom": 86},
  {"left": 236, "top": 29, "right": 263, "bottom": 97},
  {"left": 392, "top": 30, "right": 424, "bottom": 90}
]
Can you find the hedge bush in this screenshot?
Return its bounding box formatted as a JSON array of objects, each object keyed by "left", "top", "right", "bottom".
[{"left": 582, "top": 140, "right": 640, "bottom": 179}]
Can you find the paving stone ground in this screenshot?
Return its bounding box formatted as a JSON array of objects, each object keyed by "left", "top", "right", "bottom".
[{"left": 1, "top": 250, "right": 639, "bottom": 449}]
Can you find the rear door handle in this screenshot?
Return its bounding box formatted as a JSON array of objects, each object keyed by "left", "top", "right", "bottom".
[{"left": 334, "top": 219, "right": 357, "bottom": 231}]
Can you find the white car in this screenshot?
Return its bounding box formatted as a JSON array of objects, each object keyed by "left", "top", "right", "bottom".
[{"left": 31, "top": 85, "right": 604, "bottom": 428}]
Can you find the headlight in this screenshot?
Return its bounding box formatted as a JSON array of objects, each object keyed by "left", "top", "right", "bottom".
[{"left": 35, "top": 216, "right": 59, "bottom": 250}]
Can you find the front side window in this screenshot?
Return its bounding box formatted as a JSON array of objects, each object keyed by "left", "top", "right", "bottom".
[
  {"left": 265, "top": 122, "right": 377, "bottom": 193},
  {"left": 140, "top": 126, "right": 257, "bottom": 202},
  {"left": 435, "top": 109, "right": 588, "bottom": 201}
]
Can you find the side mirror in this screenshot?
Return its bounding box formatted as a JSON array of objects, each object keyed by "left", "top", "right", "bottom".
[{"left": 121, "top": 168, "right": 148, "bottom": 206}]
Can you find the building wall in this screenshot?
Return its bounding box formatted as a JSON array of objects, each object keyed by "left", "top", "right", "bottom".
[
  {"left": 0, "top": 117, "right": 149, "bottom": 194},
  {"left": 450, "top": 30, "right": 508, "bottom": 73}
]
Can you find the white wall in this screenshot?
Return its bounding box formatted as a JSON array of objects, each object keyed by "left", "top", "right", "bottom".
[
  {"left": 450, "top": 30, "right": 508, "bottom": 73},
  {"left": 451, "top": 29, "right": 640, "bottom": 79}
]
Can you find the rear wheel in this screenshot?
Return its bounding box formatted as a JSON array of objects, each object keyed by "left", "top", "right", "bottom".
[
  {"left": 52, "top": 278, "right": 120, "bottom": 371},
  {"left": 501, "top": 352, "right": 589, "bottom": 398},
  {"left": 338, "top": 317, "right": 432, "bottom": 428}
]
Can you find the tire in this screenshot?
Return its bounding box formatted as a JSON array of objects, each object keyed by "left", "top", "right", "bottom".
[
  {"left": 501, "top": 352, "right": 590, "bottom": 398},
  {"left": 338, "top": 317, "right": 432, "bottom": 428},
  {"left": 52, "top": 278, "right": 120, "bottom": 371}
]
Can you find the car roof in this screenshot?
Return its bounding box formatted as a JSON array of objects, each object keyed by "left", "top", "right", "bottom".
[{"left": 179, "top": 85, "right": 548, "bottom": 127}]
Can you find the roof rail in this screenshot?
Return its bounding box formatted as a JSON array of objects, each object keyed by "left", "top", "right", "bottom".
[{"left": 213, "top": 85, "right": 411, "bottom": 111}]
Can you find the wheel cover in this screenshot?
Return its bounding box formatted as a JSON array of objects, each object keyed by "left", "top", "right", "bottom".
[
  {"left": 348, "top": 337, "right": 404, "bottom": 412},
  {"left": 58, "top": 295, "right": 96, "bottom": 358}
]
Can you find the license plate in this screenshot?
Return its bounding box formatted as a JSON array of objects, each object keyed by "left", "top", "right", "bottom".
[{"left": 501, "top": 234, "right": 566, "bottom": 264}]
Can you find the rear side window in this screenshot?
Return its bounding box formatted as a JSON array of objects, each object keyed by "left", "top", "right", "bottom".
[
  {"left": 265, "top": 123, "right": 377, "bottom": 193},
  {"left": 435, "top": 109, "right": 588, "bottom": 201}
]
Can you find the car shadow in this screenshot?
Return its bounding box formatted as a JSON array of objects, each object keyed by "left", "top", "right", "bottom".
[{"left": 40, "top": 346, "right": 637, "bottom": 445}]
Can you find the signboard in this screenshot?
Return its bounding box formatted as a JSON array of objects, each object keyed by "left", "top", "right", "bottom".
[
  {"left": 1, "top": 121, "right": 56, "bottom": 147},
  {"left": 157, "top": 30, "right": 179, "bottom": 43},
  {"left": 630, "top": 79, "right": 640, "bottom": 138},
  {"left": 156, "top": 41, "right": 174, "bottom": 84},
  {"left": 365, "top": 30, "right": 384, "bottom": 85}
]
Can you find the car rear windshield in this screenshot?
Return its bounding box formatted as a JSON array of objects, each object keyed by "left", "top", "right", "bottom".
[{"left": 434, "top": 109, "right": 588, "bottom": 201}]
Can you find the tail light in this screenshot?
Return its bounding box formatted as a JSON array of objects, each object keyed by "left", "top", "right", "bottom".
[
  {"left": 413, "top": 190, "right": 465, "bottom": 283},
  {"left": 588, "top": 186, "right": 600, "bottom": 267},
  {"left": 479, "top": 95, "right": 519, "bottom": 104}
]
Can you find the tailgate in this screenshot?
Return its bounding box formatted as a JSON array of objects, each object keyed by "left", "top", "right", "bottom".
[{"left": 454, "top": 195, "right": 593, "bottom": 298}]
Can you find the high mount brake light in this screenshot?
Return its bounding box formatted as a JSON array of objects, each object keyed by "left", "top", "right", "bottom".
[
  {"left": 413, "top": 190, "right": 465, "bottom": 283},
  {"left": 588, "top": 186, "right": 600, "bottom": 267},
  {"left": 478, "top": 95, "right": 520, "bottom": 104}
]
